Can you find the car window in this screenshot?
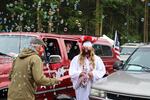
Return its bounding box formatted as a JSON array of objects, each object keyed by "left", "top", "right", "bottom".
[
  {"left": 93, "top": 44, "right": 112, "bottom": 57},
  {"left": 43, "top": 38, "right": 61, "bottom": 63},
  {"left": 64, "top": 40, "right": 80, "bottom": 60},
  {"left": 0, "top": 35, "right": 35, "bottom": 55}
]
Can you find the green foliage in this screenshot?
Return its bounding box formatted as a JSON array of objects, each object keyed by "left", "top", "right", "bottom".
[
  {"left": 1, "top": 0, "right": 145, "bottom": 42},
  {"left": 67, "top": 17, "right": 77, "bottom": 29},
  {"left": 101, "top": 0, "right": 144, "bottom": 43}
]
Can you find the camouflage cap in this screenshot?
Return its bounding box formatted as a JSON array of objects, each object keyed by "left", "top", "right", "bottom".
[{"left": 30, "top": 38, "right": 46, "bottom": 47}]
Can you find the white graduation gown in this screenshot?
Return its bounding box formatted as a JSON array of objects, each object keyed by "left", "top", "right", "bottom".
[{"left": 69, "top": 55, "right": 106, "bottom": 100}]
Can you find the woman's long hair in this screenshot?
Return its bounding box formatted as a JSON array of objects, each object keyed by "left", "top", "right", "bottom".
[{"left": 79, "top": 47, "right": 95, "bottom": 69}]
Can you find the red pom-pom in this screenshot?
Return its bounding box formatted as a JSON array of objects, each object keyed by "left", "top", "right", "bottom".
[{"left": 79, "top": 36, "right": 97, "bottom": 43}]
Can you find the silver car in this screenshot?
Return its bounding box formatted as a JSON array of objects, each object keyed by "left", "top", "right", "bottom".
[{"left": 90, "top": 44, "right": 150, "bottom": 100}]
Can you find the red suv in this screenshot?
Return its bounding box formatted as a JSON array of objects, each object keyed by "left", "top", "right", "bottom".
[
  {"left": 0, "top": 32, "right": 119, "bottom": 99},
  {"left": 65, "top": 34, "right": 120, "bottom": 74},
  {"left": 93, "top": 37, "right": 119, "bottom": 74}
]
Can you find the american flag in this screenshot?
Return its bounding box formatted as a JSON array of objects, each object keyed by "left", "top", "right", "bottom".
[{"left": 114, "top": 30, "right": 120, "bottom": 60}]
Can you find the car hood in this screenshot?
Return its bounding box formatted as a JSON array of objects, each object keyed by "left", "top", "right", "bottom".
[{"left": 92, "top": 71, "right": 150, "bottom": 98}]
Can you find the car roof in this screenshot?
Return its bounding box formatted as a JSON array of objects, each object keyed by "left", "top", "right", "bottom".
[
  {"left": 138, "top": 43, "right": 150, "bottom": 48},
  {"left": 121, "top": 43, "right": 145, "bottom": 48},
  {"left": 0, "top": 32, "right": 114, "bottom": 46},
  {"left": 62, "top": 34, "right": 113, "bottom": 46},
  {"left": 0, "top": 32, "right": 80, "bottom": 40}
]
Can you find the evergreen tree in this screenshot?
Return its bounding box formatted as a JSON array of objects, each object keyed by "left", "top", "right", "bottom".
[{"left": 0, "top": 0, "right": 146, "bottom": 43}]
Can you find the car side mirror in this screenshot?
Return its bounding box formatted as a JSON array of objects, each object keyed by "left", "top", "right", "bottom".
[
  {"left": 49, "top": 55, "right": 61, "bottom": 64},
  {"left": 113, "top": 60, "right": 123, "bottom": 70}
]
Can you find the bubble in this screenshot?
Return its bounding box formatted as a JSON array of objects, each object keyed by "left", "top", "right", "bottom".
[
  {"left": 49, "top": 42, "right": 53, "bottom": 46},
  {"left": 31, "top": 24, "right": 34, "bottom": 28},
  {"left": 27, "top": 27, "right": 31, "bottom": 31},
  {"left": 78, "top": 11, "right": 82, "bottom": 15},
  {"left": 48, "top": 22, "right": 53, "bottom": 26},
  {"left": 6, "top": 4, "right": 9, "bottom": 8},
  {"left": 33, "top": 29, "right": 36, "bottom": 32},
  {"left": 15, "top": 23, "right": 18, "bottom": 26},
  {"left": 79, "top": 27, "right": 82, "bottom": 31},
  {"left": 9, "top": 3, "right": 14, "bottom": 7},
  {"left": 24, "top": 4, "right": 27, "bottom": 7},
  {"left": 60, "top": 0, "right": 64, "bottom": 2},
  {"left": 1, "top": 12, "right": 3, "bottom": 14},
  {"left": 44, "top": 11, "right": 47, "bottom": 15},
  {"left": 16, "top": 16, "right": 19, "bottom": 20},
  {"left": 5, "top": 26, "right": 8, "bottom": 28},
  {"left": 64, "top": 27, "right": 68, "bottom": 32},
  {"left": 67, "top": 2, "right": 69, "bottom": 6},
  {"left": 24, "top": 25, "right": 28, "bottom": 29},
  {"left": 51, "top": 28, "right": 54, "bottom": 31},
  {"left": 20, "top": 16, "right": 23, "bottom": 21},
  {"left": 14, "top": 1, "right": 18, "bottom": 5},
  {"left": 74, "top": 4, "right": 77, "bottom": 10},
  {"left": 32, "top": 4, "right": 36, "bottom": 8},
  {"left": 41, "top": 8, "right": 44, "bottom": 11},
  {"left": 60, "top": 19, "right": 64, "bottom": 24},
  {"left": 77, "top": 23, "right": 81, "bottom": 27},
  {"left": 24, "top": 12, "right": 27, "bottom": 16},
  {"left": 44, "top": 15, "right": 47, "bottom": 19},
  {"left": 23, "top": 75, "right": 26, "bottom": 78},
  {"left": 65, "top": 22, "right": 68, "bottom": 26},
  {"left": 47, "top": 53, "right": 50, "bottom": 56},
  {"left": 4, "top": 18, "right": 7, "bottom": 24},
  {"left": 18, "top": 84, "right": 21, "bottom": 87},
  {"left": 75, "top": 20, "right": 79, "bottom": 24}
]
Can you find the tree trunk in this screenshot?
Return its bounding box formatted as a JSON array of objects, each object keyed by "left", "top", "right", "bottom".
[
  {"left": 19, "top": 0, "right": 23, "bottom": 32},
  {"left": 144, "top": 0, "right": 149, "bottom": 42},
  {"left": 95, "top": 0, "right": 102, "bottom": 36},
  {"left": 37, "top": 1, "right": 42, "bottom": 32}
]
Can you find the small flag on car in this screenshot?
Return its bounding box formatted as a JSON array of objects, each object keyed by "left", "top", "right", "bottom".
[{"left": 114, "top": 30, "right": 120, "bottom": 60}]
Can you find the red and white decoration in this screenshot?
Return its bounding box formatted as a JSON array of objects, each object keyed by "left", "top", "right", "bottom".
[{"left": 114, "top": 30, "right": 120, "bottom": 60}]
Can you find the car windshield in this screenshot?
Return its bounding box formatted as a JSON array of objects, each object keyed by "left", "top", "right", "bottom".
[
  {"left": 120, "top": 47, "right": 136, "bottom": 55},
  {"left": 0, "top": 35, "right": 36, "bottom": 55},
  {"left": 124, "top": 47, "right": 150, "bottom": 72}
]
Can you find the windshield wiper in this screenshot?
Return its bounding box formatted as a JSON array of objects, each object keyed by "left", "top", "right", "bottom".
[
  {"left": 0, "top": 52, "right": 12, "bottom": 58},
  {"left": 128, "top": 64, "right": 150, "bottom": 72}
]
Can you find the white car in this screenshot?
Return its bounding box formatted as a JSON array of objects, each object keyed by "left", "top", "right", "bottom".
[{"left": 120, "top": 43, "right": 145, "bottom": 62}]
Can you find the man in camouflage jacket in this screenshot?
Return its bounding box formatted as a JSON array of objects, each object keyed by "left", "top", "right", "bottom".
[{"left": 7, "top": 38, "right": 61, "bottom": 100}]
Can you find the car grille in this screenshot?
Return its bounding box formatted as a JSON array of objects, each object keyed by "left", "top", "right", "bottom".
[{"left": 107, "top": 93, "right": 150, "bottom": 100}]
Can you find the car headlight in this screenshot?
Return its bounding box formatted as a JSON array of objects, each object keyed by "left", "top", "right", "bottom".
[{"left": 90, "top": 88, "right": 107, "bottom": 98}]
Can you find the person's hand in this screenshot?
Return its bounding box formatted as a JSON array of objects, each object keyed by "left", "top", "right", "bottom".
[
  {"left": 79, "top": 72, "right": 86, "bottom": 78},
  {"left": 88, "top": 71, "right": 93, "bottom": 80},
  {"left": 55, "top": 78, "right": 63, "bottom": 84},
  {"left": 58, "top": 78, "right": 63, "bottom": 82},
  {"left": 56, "top": 78, "right": 63, "bottom": 85}
]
